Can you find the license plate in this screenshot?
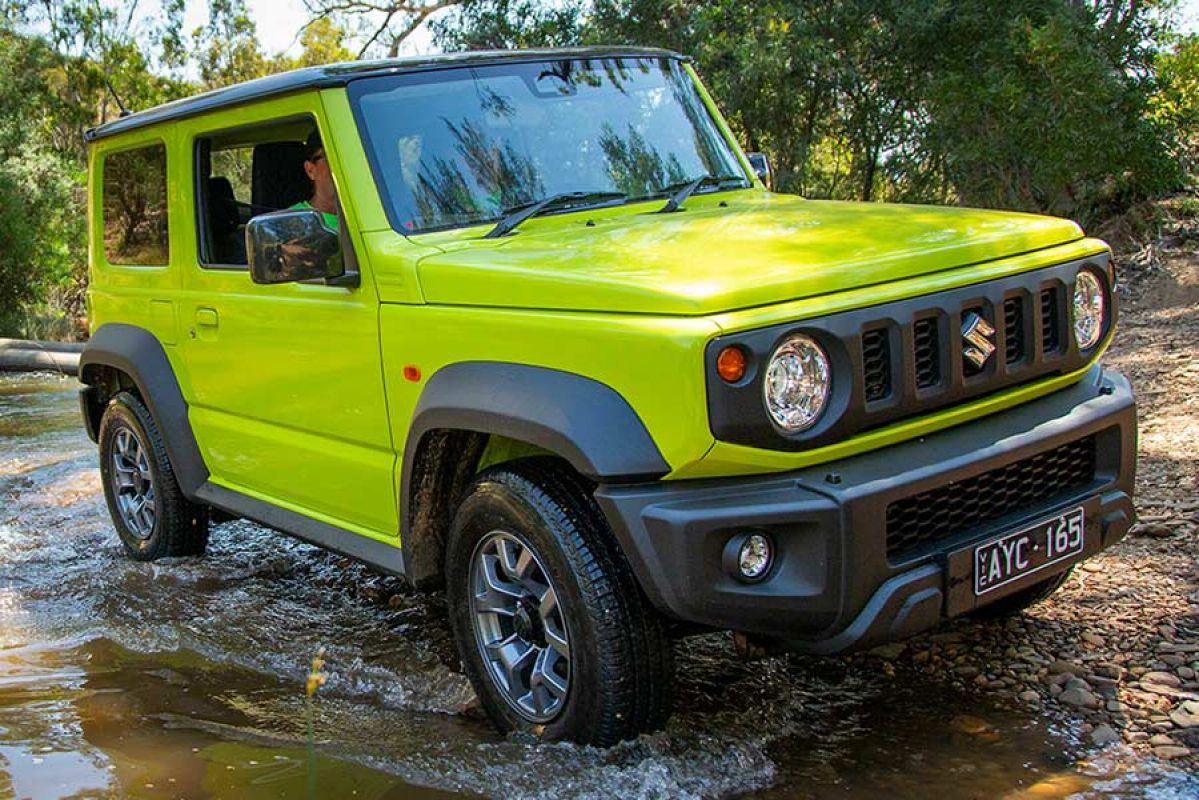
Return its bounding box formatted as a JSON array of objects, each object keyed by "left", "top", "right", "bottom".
[{"left": 974, "top": 506, "right": 1084, "bottom": 596}]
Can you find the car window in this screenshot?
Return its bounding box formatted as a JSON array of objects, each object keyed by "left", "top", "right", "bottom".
[
  {"left": 102, "top": 143, "right": 169, "bottom": 266},
  {"left": 195, "top": 118, "right": 315, "bottom": 269},
  {"left": 350, "top": 57, "right": 747, "bottom": 235}
]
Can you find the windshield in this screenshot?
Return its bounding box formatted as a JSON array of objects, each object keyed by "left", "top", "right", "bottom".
[{"left": 348, "top": 56, "right": 748, "bottom": 234}]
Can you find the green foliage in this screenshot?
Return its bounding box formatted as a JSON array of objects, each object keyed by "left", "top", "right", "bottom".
[
  {"left": 1153, "top": 34, "right": 1199, "bottom": 179},
  {"left": 0, "top": 0, "right": 1195, "bottom": 338},
  {"left": 435, "top": 0, "right": 1191, "bottom": 226}
]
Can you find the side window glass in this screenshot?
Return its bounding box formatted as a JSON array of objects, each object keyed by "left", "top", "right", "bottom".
[
  {"left": 196, "top": 118, "right": 325, "bottom": 269},
  {"left": 199, "top": 144, "right": 255, "bottom": 267},
  {"left": 102, "top": 144, "right": 169, "bottom": 266}
]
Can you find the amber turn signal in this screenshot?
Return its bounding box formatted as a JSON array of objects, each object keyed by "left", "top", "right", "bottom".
[{"left": 716, "top": 346, "right": 747, "bottom": 383}]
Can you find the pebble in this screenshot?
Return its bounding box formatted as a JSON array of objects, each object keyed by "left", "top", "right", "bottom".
[
  {"left": 1059, "top": 688, "right": 1102, "bottom": 710},
  {"left": 1091, "top": 723, "right": 1121, "bottom": 746},
  {"left": 1049, "top": 659, "right": 1088, "bottom": 676},
  {"left": 1179, "top": 666, "right": 1196, "bottom": 680},
  {"left": 1142, "top": 671, "right": 1182, "bottom": 688},
  {"left": 1154, "top": 746, "right": 1192, "bottom": 760},
  {"left": 1019, "top": 690, "right": 1040, "bottom": 705},
  {"left": 1169, "top": 700, "right": 1199, "bottom": 728}
]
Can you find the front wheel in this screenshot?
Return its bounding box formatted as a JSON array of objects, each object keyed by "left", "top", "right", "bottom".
[
  {"left": 98, "top": 391, "right": 209, "bottom": 560},
  {"left": 445, "top": 458, "right": 673, "bottom": 745}
]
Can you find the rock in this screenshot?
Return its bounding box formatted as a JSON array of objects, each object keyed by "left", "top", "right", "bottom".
[
  {"left": 1143, "top": 671, "right": 1185, "bottom": 687},
  {"left": 1132, "top": 522, "right": 1174, "bottom": 537},
  {"left": 1139, "top": 682, "right": 1199, "bottom": 701},
  {"left": 955, "top": 665, "right": 980, "bottom": 678},
  {"left": 1169, "top": 700, "right": 1199, "bottom": 728},
  {"left": 1127, "top": 731, "right": 1150, "bottom": 743},
  {"left": 1149, "top": 734, "right": 1177, "bottom": 746},
  {"left": 1065, "top": 677, "right": 1093, "bottom": 692},
  {"left": 1081, "top": 631, "right": 1106, "bottom": 647},
  {"left": 1154, "top": 746, "right": 1191, "bottom": 760},
  {"left": 951, "top": 714, "right": 992, "bottom": 735},
  {"left": 1179, "top": 667, "right": 1196, "bottom": 680},
  {"left": 1049, "top": 659, "right": 1088, "bottom": 676},
  {"left": 870, "top": 642, "right": 906, "bottom": 660},
  {"left": 1059, "top": 688, "right": 1102, "bottom": 710},
  {"left": 1091, "top": 724, "right": 1121, "bottom": 746},
  {"left": 1094, "top": 663, "right": 1126, "bottom": 680},
  {"left": 1019, "top": 690, "right": 1041, "bottom": 705}
]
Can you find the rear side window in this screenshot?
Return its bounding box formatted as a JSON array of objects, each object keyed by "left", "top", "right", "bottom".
[{"left": 102, "top": 144, "right": 169, "bottom": 265}]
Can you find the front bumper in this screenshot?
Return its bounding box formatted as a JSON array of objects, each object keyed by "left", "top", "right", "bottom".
[{"left": 596, "top": 365, "right": 1136, "bottom": 653}]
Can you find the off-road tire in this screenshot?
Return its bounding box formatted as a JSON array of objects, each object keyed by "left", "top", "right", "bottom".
[
  {"left": 98, "top": 391, "right": 209, "bottom": 560},
  {"left": 445, "top": 457, "right": 673, "bottom": 745},
  {"left": 973, "top": 566, "right": 1074, "bottom": 619}
]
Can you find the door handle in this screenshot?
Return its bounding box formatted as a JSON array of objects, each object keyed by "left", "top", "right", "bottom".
[{"left": 195, "top": 308, "right": 219, "bottom": 327}]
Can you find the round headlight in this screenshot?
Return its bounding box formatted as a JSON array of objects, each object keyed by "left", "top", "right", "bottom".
[
  {"left": 763, "top": 334, "right": 831, "bottom": 432},
  {"left": 1073, "top": 270, "right": 1105, "bottom": 350}
]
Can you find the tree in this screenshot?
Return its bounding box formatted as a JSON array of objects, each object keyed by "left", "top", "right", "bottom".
[{"left": 303, "top": 0, "right": 464, "bottom": 57}]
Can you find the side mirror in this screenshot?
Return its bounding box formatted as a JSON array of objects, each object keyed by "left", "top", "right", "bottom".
[
  {"left": 246, "top": 209, "right": 344, "bottom": 285},
  {"left": 746, "top": 152, "right": 773, "bottom": 191}
]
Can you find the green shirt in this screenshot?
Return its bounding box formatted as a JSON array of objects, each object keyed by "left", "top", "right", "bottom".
[{"left": 290, "top": 201, "right": 339, "bottom": 230}]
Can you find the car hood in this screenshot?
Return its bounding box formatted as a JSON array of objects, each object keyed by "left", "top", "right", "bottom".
[{"left": 413, "top": 193, "right": 1085, "bottom": 316}]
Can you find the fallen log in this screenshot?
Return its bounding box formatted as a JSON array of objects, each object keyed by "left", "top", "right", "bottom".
[{"left": 0, "top": 338, "right": 82, "bottom": 375}]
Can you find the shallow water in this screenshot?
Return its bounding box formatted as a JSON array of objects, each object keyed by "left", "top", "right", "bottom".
[{"left": 0, "top": 372, "right": 1195, "bottom": 799}]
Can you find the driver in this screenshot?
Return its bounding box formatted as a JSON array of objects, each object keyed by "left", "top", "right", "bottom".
[{"left": 291, "top": 130, "right": 340, "bottom": 229}]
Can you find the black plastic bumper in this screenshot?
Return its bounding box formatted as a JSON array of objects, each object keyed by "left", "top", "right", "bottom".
[{"left": 596, "top": 365, "right": 1136, "bottom": 654}]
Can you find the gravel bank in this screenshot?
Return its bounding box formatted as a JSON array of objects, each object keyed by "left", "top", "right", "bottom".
[{"left": 862, "top": 204, "right": 1199, "bottom": 767}]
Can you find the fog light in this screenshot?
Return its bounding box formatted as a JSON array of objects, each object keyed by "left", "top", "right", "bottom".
[{"left": 723, "top": 532, "right": 774, "bottom": 582}]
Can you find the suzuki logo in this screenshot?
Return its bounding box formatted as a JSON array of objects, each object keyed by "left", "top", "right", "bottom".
[{"left": 961, "top": 311, "right": 996, "bottom": 369}]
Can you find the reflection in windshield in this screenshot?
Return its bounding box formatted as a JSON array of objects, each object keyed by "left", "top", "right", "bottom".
[{"left": 351, "top": 57, "right": 747, "bottom": 234}]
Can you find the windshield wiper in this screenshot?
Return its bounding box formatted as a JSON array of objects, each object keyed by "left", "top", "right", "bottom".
[
  {"left": 483, "top": 191, "right": 628, "bottom": 239},
  {"left": 655, "top": 174, "right": 749, "bottom": 214}
]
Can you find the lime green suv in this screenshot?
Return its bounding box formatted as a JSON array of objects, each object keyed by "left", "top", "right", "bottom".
[{"left": 79, "top": 47, "right": 1136, "bottom": 745}]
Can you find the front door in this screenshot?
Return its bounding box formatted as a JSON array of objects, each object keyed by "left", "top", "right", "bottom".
[{"left": 177, "top": 100, "right": 396, "bottom": 536}]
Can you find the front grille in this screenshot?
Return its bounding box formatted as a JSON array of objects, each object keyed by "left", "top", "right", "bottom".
[
  {"left": 1041, "top": 288, "right": 1061, "bottom": 353},
  {"left": 1004, "top": 296, "right": 1025, "bottom": 364},
  {"left": 913, "top": 317, "right": 940, "bottom": 388},
  {"left": 885, "top": 436, "right": 1096, "bottom": 559},
  {"left": 705, "top": 255, "right": 1110, "bottom": 452},
  {"left": 862, "top": 328, "right": 891, "bottom": 402}
]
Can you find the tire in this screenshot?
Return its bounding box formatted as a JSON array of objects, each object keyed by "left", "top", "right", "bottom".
[
  {"left": 445, "top": 457, "right": 673, "bottom": 745},
  {"left": 973, "top": 566, "right": 1074, "bottom": 619},
  {"left": 98, "top": 391, "right": 209, "bottom": 560}
]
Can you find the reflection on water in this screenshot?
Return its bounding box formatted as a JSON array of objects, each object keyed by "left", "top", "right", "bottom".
[{"left": 0, "top": 372, "right": 1195, "bottom": 799}]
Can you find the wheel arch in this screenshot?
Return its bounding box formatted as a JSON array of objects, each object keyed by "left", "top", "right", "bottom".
[
  {"left": 400, "top": 361, "right": 670, "bottom": 589},
  {"left": 79, "top": 323, "right": 209, "bottom": 498}
]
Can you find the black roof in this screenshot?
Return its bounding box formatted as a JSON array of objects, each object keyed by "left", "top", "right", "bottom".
[{"left": 85, "top": 46, "right": 685, "bottom": 142}]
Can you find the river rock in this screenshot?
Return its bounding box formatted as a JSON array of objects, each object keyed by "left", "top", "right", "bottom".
[
  {"left": 1142, "top": 671, "right": 1182, "bottom": 688},
  {"left": 1049, "top": 659, "right": 1088, "bottom": 676},
  {"left": 1153, "top": 746, "right": 1191, "bottom": 760},
  {"left": 1169, "top": 700, "right": 1199, "bottom": 728},
  {"left": 1091, "top": 723, "right": 1120, "bottom": 746},
  {"left": 1059, "top": 688, "right": 1101, "bottom": 709}
]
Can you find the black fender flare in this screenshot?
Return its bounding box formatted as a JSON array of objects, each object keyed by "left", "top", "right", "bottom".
[
  {"left": 399, "top": 361, "right": 670, "bottom": 586},
  {"left": 79, "top": 323, "right": 209, "bottom": 498}
]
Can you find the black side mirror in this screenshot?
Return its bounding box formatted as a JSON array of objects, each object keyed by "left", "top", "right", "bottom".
[
  {"left": 246, "top": 209, "right": 345, "bottom": 285},
  {"left": 746, "top": 152, "right": 773, "bottom": 191}
]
